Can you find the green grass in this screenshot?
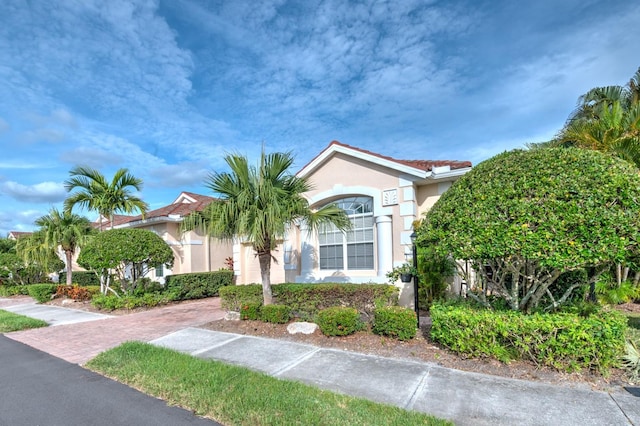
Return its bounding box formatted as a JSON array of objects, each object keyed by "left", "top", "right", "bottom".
[
  {"left": 0, "top": 309, "right": 48, "bottom": 332},
  {"left": 87, "top": 342, "right": 451, "bottom": 426}
]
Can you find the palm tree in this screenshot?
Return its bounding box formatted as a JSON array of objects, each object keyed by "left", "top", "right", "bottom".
[
  {"left": 182, "top": 150, "right": 350, "bottom": 305},
  {"left": 64, "top": 166, "right": 149, "bottom": 230},
  {"left": 554, "top": 67, "right": 640, "bottom": 167},
  {"left": 19, "top": 209, "right": 95, "bottom": 285}
]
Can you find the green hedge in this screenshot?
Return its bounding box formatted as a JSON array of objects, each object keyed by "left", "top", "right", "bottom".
[
  {"left": 372, "top": 306, "right": 417, "bottom": 341},
  {"left": 240, "top": 302, "right": 262, "bottom": 320},
  {"left": 220, "top": 285, "right": 263, "bottom": 311},
  {"left": 91, "top": 293, "right": 178, "bottom": 311},
  {"left": 430, "top": 303, "right": 627, "bottom": 373},
  {"left": 260, "top": 304, "right": 291, "bottom": 324},
  {"left": 59, "top": 271, "right": 100, "bottom": 286},
  {"left": 220, "top": 283, "right": 398, "bottom": 320},
  {"left": 27, "top": 284, "right": 59, "bottom": 303},
  {"left": 0, "top": 285, "right": 29, "bottom": 297},
  {"left": 165, "top": 270, "right": 233, "bottom": 300},
  {"left": 316, "top": 306, "right": 362, "bottom": 336}
]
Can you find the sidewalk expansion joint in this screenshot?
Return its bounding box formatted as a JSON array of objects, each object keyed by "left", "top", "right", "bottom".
[
  {"left": 404, "top": 368, "right": 431, "bottom": 410},
  {"left": 272, "top": 347, "right": 321, "bottom": 377},
  {"left": 191, "top": 335, "right": 244, "bottom": 356}
]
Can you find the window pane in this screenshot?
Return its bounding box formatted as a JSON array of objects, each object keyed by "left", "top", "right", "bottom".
[
  {"left": 319, "top": 245, "right": 344, "bottom": 270},
  {"left": 347, "top": 243, "right": 374, "bottom": 269},
  {"left": 319, "top": 196, "right": 374, "bottom": 271}
]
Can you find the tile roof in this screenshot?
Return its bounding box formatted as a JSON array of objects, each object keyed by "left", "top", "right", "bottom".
[
  {"left": 7, "top": 231, "right": 33, "bottom": 239},
  {"left": 96, "top": 192, "right": 215, "bottom": 228},
  {"left": 324, "top": 140, "right": 472, "bottom": 171}
]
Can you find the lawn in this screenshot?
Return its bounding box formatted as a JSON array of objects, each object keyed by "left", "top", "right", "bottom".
[
  {"left": 0, "top": 309, "right": 48, "bottom": 332},
  {"left": 87, "top": 342, "right": 451, "bottom": 426}
]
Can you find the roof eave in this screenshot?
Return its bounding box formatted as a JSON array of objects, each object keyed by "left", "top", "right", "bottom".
[{"left": 296, "top": 143, "right": 427, "bottom": 179}]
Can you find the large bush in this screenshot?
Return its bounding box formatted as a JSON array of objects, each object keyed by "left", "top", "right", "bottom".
[
  {"left": 417, "top": 148, "right": 640, "bottom": 312},
  {"left": 430, "top": 303, "right": 627, "bottom": 373},
  {"left": 220, "top": 283, "right": 397, "bottom": 320},
  {"left": 78, "top": 228, "right": 174, "bottom": 294},
  {"left": 165, "top": 270, "right": 233, "bottom": 300}
]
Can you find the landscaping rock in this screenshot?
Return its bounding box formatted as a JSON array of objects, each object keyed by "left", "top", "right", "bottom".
[
  {"left": 287, "top": 322, "right": 318, "bottom": 335},
  {"left": 224, "top": 311, "right": 241, "bottom": 321}
]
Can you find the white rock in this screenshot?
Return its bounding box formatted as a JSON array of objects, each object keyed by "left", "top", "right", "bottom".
[
  {"left": 224, "top": 311, "right": 241, "bottom": 321},
  {"left": 287, "top": 322, "right": 318, "bottom": 335}
]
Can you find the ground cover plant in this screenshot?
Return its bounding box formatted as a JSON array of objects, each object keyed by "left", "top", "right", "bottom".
[
  {"left": 87, "top": 342, "right": 450, "bottom": 426},
  {"left": 0, "top": 309, "right": 48, "bottom": 332}
]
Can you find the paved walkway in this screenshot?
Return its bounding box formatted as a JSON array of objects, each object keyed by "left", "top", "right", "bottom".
[
  {"left": 2, "top": 296, "right": 640, "bottom": 425},
  {"left": 3, "top": 297, "right": 224, "bottom": 364}
]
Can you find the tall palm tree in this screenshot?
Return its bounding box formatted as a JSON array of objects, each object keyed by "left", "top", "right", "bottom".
[
  {"left": 182, "top": 150, "right": 351, "bottom": 305},
  {"left": 554, "top": 67, "right": 640, "bottom": 167},
  {"left": 64, "top": 166, "right": 149, "bottom": 230},
  {"left": 20, "top": 209, "right": 95, "bottom": 285}
]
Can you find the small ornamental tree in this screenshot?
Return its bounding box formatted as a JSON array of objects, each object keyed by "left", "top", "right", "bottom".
[
  {"left": 416, "top": 148, "right": 640, "bottom": 312},
  {"left": 78, "top": 228, "right": 174, "bottom": 295}
]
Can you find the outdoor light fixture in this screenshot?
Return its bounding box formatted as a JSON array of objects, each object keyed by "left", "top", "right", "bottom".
[{"left": 410, "top": 231, "right": 419, "bottom": 328}]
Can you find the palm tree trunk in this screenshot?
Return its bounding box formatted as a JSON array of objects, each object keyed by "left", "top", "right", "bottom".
[
  {"left": 258, "top": 251, "right": 273, "bottom": 305},
  {"left": 65, "top": 250, "right": 73, "bottom": 285}
]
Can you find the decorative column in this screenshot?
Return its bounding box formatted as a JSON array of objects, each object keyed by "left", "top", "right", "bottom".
[{"left": 375, "top": 215, "right": 393, "bottom": 277}]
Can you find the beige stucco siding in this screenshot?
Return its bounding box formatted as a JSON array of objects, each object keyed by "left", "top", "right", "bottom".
[{"left": 304, "top": 153, "right": 400, "bottom": 203}]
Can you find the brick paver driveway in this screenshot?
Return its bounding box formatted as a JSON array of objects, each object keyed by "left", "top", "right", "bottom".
[{"left": 5, "top": 298, "right": 225, "bottom": 364}]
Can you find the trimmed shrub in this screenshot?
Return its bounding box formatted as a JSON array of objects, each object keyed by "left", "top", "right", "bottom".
[
  {"left": 165, "top": 270, "right": 234, "bottom": 300},
  {"left": 430, "top": 303, "right": 627, "bottom": 373},
  {"left": 0, "top": 285, "right": 29, "bottom": 297},
  {"left": 372, "top": 306, "right": 417, "bottom": 341},
  {"left": 316, "top": 307, "right": 362, "bottom": 336},
  {"left": 220, "top": 283, "right": 398, "bottom": 320},
  {"left": 261, "top": 304, "right": 291, "bottom": 324},
  {"left": 55, "top": 284, "right": 99, "bottom": 301},
  {"left": 220, "top": 285, "right": 265, "bottom": 311},
  {"left": 59, "top": 271, "right": 99, "bottom": 286},
  {"left": 240, "top": 302, "right": 262, "bottom": 320},
  {"left": 91, "top": 293, "right": 174, "bottom": 311},
  {"left": 27, "top": 284, "right": 58, "bottom": 303}
]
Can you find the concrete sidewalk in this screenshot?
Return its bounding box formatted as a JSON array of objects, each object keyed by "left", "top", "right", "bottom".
[
  {"left": 2, "top": 301, "right": 111, "bottom": 326},
  {"left": 152, "top": 328, "right": 640, "bottom": 426}
]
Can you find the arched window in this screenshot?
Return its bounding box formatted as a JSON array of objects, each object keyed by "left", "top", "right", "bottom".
[{"left": 318, "top": 196, "right": 374, "bottom": 270}]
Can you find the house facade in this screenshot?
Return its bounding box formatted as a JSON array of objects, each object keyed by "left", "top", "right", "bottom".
[
  {"left": 106, "top": 191, "right": 233, "bottom": 282},
  {"left": 233, "top": 141, "right": 471, "bottom": 306}
]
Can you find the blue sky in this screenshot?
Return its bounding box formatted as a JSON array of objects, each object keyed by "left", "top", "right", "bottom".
[{"left": 0, "top": 0, "right": 638, "bottom": 236}]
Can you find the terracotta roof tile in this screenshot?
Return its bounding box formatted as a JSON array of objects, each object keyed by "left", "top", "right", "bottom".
[
  {"left": 8, "top": 231, "right": 32, "bottom": 239},
  {"left": 325, "top": 140, "right": 472, "bottom": 171},
  {"left": 107, "top": 192, "right": 214, "bottom": 227}
]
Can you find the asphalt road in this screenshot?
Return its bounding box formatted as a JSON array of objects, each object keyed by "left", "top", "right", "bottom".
[{"left": 0, "top": 335, "right": 221, "bottom": 426}]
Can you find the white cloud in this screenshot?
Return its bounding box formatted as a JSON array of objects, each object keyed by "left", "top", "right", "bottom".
[
  {"left": 148, "top": 162, "right": 210, "bottom": 188},
  {"left": 59, "top": 146, "right": 124, "bottom": 168},
  {"left": 20, "top": 128, "right": 66, "bottom": 144},
  {"left": 0, "top": 180, "right": 66, "bottom": 203}
]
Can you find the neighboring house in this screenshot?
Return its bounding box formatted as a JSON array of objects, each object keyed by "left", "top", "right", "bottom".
[
  {"left": 233, "top": 141, "right": 472, "bottom": 306},
  {"left": 105, "top": 191, "right": 233, "bottom": 282},
  {"left": 7, "top": 231, "right": 32, "bottom": 240}
]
